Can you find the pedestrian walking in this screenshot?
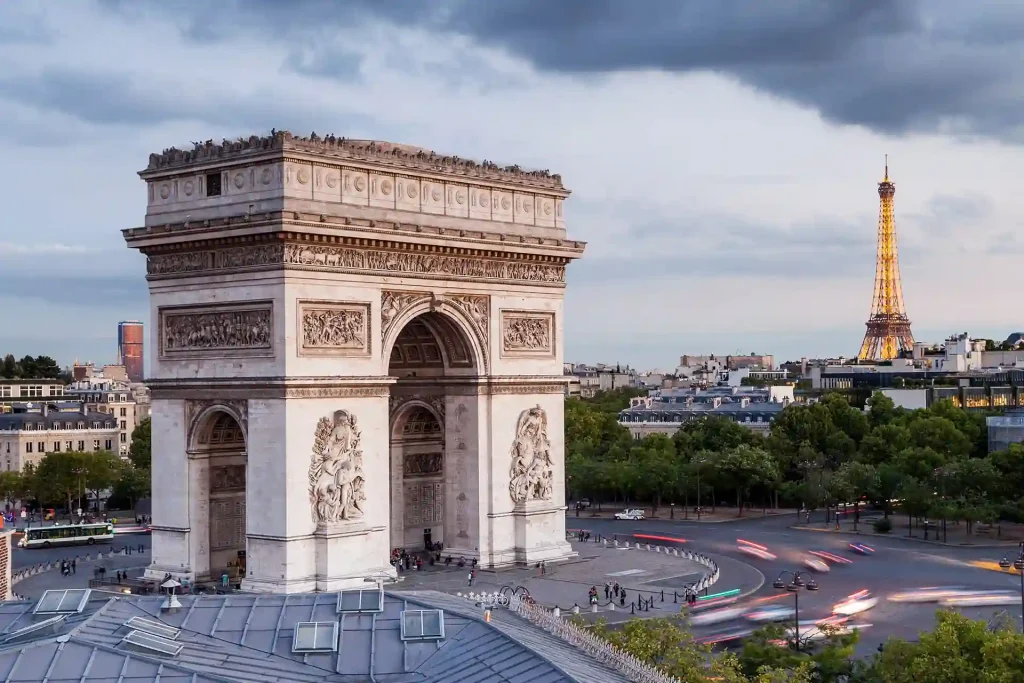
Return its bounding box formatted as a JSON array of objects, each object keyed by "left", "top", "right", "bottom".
[
  {"left": 604, "top": 582, "right": 610, "bottom": 599},
  {"left": 620, "top": 589, "right": 627, "bottom": 607},
  {"left": 71, "top": 559, "right": 76, "bottom": 575},
  {"left": 467, "top": 571, "right": 474, "bottom": 587},
  {"left": 613, "top": 582, "right": 620, "bottom": 597}
]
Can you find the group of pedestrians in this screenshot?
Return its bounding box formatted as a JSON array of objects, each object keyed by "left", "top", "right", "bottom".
[
  {"left": 589, "top": 582, "right": 627, "bottom": 606},
  {"left": 59, "top": 559, "right": 76, "bottom": 576}
]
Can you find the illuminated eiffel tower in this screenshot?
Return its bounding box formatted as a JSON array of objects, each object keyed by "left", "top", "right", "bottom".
[{"left": 858, "top": 157, "right": 914, "bottom": 360}]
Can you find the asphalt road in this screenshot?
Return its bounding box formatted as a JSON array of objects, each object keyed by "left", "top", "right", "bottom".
[
  {"left": 11, "top": 533, "right": 152, "bottom": 570},
  {"left": 569, "top": 512, "right": 1024, "bottom": 655}
]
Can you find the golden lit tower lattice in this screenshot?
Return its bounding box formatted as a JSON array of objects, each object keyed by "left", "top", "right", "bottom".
[{"left": 857, "top": 156, "right": 914, "bottom": 360}]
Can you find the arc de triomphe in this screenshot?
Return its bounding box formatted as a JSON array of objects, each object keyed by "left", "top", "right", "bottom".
[{"left": 123, "top": 131, "right": 584, "bottom": 592}]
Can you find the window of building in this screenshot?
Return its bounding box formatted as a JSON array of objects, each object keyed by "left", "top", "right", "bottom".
[
  {"left": 26, "top": 443, "right": 32, "bottom": 453},
  {"left": 53, "top": 442, "right": 60, "bottom": 452},
  {"left": 93, "top": 440, "right": 100, "bottom": 451},
  {"left": 4, "top": 442, "right": 8, "bottom": 453},
  {"left": 24, "top": 423, "right": 34, "bottom": 432},
  {"left": 37, "top": 442, "right": 44, "bottom": 453},
  {"left": 119, "top": 394, "right": 127, "bottom": 402},
  {"left": 0, "top": 386, "right": 10, "bottom": 397},
  {"left": 120, "top": 420, "right": 126, "bottom": 430},
  {"left": 120, "top": 433, "right": 126, "bottom": 443},
  {"left": 77, "top": 441, "right": 85, "bottom": 452},
  {"left": 120, "top": 408, "right": 127, "bottom": 417},
  {"left": 49, "top": 386, "right": 63, "bottom": 397},
  {"left": 92, "top": 422, "right": 100, "bottom": 429},
  {"left": 206, "top": 172, "right": 222, "bottom": 196},
  {"left": 105, "top": 440, "right": 112, "bottom": 450},
  {"left": 77, "top": 422, "right": 85, "bottom": 429},
  {"left": 65, "top": 441, "right": 72, "bottom": 452},
  {"left": 27, "top": 386, "right": 43, "bottom": 397}
]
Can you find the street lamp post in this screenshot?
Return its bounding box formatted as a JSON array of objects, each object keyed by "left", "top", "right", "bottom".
[
  {"left": 998, "top": 542, "right": 1024, "bottom": 630},
  {"left": 772, "top": 570, "right": 820, "bottom": 650}
]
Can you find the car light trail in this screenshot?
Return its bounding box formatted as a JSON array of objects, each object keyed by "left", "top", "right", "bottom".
[{"left": 634, "top": 533, "right": 687, "bottom": 543}]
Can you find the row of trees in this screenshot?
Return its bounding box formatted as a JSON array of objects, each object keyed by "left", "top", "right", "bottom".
[
  {"left": 0, "top": 418, "right": 151, "bottom": 515},
  {"left": 589, "top": 610, "right": 1024, "bottom": 682},
  {"left": 567, "top": 389, "right": 1023, "bottom": 531},
  {"left": 1, "top": 354, "right": 65, "bottom": 380}
]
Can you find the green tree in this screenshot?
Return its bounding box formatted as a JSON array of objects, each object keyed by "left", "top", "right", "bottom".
[
  {"left": 866, "top": 611, "right": 1024, "bottom": 682},
  {"left": 128, "top": 418, "right": 152, "bottom": 469},
  {"left": 0, "top": 471, "right": 24, "bottom": 510},
  {"left": 0, "top": 354, "right": 16, "bottom": 379},
  {"left": 84, "top": 451, "right": 121, "bottom": 511},
  {"left": 112, "top": 463, "right": 151, "bottom": 510},
  {"left": 35, "top": 452, "right": 86, "bottom": 515},
  {"left": 866, "top": 391, "right": 898, "bottom": 427},
  {"left": 714, "top": 444, "right": 779, "bottom": 516}
]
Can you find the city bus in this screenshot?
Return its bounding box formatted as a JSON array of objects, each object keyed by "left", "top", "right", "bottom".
[{"left": 18, "top": 522, "right": 115, "bottom": 549}]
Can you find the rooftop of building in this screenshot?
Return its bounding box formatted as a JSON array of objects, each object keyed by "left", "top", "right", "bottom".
[
  {"left": 142, "top": 131, "right": 566, "bottom": 191},
  {"left": 0, "top": 410, "right": 116, "bottom": 430},
  {"left": 621, "top": 401, "right": 787, "bottom": 417},
  {"left": 0, "top": 379, "right": 65, "bottom": 385},
  {"left": 0, "top": 589, "right": 627, "bottom": 683}
]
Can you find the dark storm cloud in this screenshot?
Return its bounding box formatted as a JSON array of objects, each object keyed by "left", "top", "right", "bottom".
[
  {"left": 101, "top": 0, "right": 1024, "bottom": 143},
  {"left": 0, "top": 67, "right": 376, "bottom": 138}
]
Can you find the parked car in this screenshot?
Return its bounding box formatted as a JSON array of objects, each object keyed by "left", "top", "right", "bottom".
[
  {"left": 614, "top": 508, "right": 645, "bottom": 520},
  {"left": 577, "top": 499, "right": 591, "bottom": 509}
]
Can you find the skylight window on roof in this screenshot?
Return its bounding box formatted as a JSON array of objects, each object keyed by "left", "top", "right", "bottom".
[
  {"left": 400, "top": 609, "right": 445, "bottom": 641},
  {"left": 124, "top": 616, "right": 180, "bottom": 640},
  {"left": 3, "top": 615, "right": 68, "bottom": 643},
  {"left": 292, "top": 621, "right": 339, "bottom": 653},
  {"left": 122, "top": 630, "right": 184, "bottom": 656},
  {"left": 337, "top": 588, "right": 383, "bottom": 613},
  {"left": 33, "top": 589, "right": 91, "bottom": 615}
]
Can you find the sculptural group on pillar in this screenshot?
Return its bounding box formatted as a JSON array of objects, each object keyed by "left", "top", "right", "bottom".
[
  {"left": 508, "top": 406, "right": 555, "bottom": 503},
  {"left": 308, "top": 410, "right": 366, "bottom": 526}
]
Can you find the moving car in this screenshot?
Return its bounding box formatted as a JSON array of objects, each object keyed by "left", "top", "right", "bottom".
[
  {"left": 848, "top": 542, "right": 875, "bottom": 556},
  {"left": 833, "top": 590, "right": 878, "bottom": 616},
  {"left": 736, "top": 539, "right": 777, "bottom": 561},
  {"left": 614, "top": 508, "right": 645, "bottom": 520},
  {"left": 802, "top": 556, "right": 830, "bottom": 573}
]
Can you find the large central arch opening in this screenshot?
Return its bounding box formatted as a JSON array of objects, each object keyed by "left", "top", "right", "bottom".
[
  {"left": 387, "top": 310, "right": 480, "bottom": 557},
  {"left": 194, "top": 411, "right": 247, "bottom": 582}
]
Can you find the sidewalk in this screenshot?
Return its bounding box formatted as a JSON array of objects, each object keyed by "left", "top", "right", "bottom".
[
  {"left": 569, "top": 507, "right": 801, "bottom": 524},
  {"left": 395, "top": 539, "right": 762, "bottom": 624},
  {"left": 12, "top": 549, "right": 149, "bottom": 600},
  {"left": 789, "top": 516, "right": 1024, "bottom": 548}
]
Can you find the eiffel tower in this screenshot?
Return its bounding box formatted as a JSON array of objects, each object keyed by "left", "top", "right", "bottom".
[{"left": 858, "top": 157, "right": 914, "bottom": 360}]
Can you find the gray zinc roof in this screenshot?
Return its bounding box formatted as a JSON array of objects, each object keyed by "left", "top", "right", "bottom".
[{"left": 0, "top": 590, "right": 630, "bottom": 683}]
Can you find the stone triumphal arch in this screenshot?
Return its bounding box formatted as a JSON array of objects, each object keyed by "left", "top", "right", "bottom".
[{"left": 125, "top": 131, "right": 584, "bottom": 592}]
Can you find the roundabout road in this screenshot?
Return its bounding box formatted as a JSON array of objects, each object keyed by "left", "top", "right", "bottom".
[
  {"left": 11, "top": 534, "right": 152, "bottom": 571},
  {"left": 570, "top": 513, "right": 1024, "bottom": 655}
]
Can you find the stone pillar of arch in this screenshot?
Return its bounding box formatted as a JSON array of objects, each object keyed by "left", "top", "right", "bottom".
[{"left": 127, "top": 131, "right": 584, "bottom": 592}]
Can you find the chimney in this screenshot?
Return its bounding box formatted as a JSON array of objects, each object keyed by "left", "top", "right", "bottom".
[{"left": 41, "top": 403, "right": 48, "bottom": 417}]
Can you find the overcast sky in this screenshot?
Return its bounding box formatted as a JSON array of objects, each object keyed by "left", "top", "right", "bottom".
[{"left": 1, "top": 1, "right": 1022, "bottom": 371}]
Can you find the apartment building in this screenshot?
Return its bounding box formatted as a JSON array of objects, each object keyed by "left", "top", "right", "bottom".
[
  {"left": 0, "top": 404, "right": 118, "bottom": 472},
  {"left": 64, "top": 379, "right": 142, "bottom": 456}
]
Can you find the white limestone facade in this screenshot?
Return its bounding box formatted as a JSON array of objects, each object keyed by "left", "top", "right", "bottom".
[{"left": 125, "top": 132, "right": 585, "bottom": 592}]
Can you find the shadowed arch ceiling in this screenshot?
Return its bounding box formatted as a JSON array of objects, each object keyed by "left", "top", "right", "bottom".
[
  {"left": 199, "top": 412, "right": 245, "bottom": 447},
  {"left": 400, "top": 406, "right": 443, "bottom": 438},
  {"left": 389, "top": 313, "right": 473, "bottom": 371}
]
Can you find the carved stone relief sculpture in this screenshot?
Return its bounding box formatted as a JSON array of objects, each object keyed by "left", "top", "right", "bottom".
[
  {"left": 450, "top": 295, "right": 489, "bottom": 339},
  {"left": 308, "top": 410, "right": 366, "bottom": 526},
  {"left": 403, "top": 452, "right": 443, "bottom": 477},
  {"left": 298, "top": 301, "right": 370, "bottom": 356},
  {"left": 147, "top": 245, "right": 567, "bottom": 286},
  {"left": 381, "top": 290, "right": 427, "bottom": 341},
  {"left": 210, "top": 465, "right": 246, "bottom": 492},
  {"left": 501, "top": 311, "right": 554, "bottom": 357},
  {"left": 508, "top": 405, "right": 554, "bottom": 503},
  {"left": 160, "top": 302, "right": 272, "bottom": 358}
]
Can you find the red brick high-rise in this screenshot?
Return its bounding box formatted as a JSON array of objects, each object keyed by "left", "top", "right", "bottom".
[{"left": 118, "top": 321, "right": 144, "bottom": 383}]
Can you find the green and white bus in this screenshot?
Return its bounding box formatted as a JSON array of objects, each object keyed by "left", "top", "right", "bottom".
[{"left": 18, "top": 523, "right": 115, "bottom": 549}]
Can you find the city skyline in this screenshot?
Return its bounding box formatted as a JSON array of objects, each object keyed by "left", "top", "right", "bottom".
[{"left": 2, "top": 2, "right": 1023, "bottom": 368}]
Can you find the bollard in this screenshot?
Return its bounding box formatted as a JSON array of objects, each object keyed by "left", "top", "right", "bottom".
[
  {"left": 655, "top": 546, "right": 661, "bottom": 553},
  {"left": 631, "top": 603, "right": 635, "bottom": 614},
  {"left": 609, "top": 602, "right": 616, "bottom": 611},
  {"left": 572, "top": 605, "right": 580, "bottom": 615},
  {"left": 673, "top": 592, "right": 678, "bottom": 604},
  {"left": 660, "top": 590, "right": 665, "bottom": 602},
  {"left": 591, "top": 604, "right": 598, "bottom": 613},
  {"left": 614, "top": 540, "right": 619, "bottom": 548}
]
